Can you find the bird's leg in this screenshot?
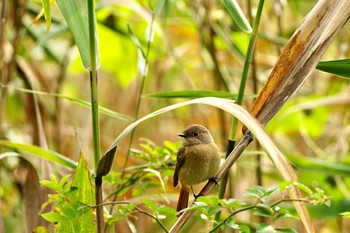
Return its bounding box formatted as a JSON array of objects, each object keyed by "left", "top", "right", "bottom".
[
  {"left": 209, "top": 176, "right": 219, "bottom": 185},
  {"left": 191, "top": 186, "right": 201, "bottom": 199}
]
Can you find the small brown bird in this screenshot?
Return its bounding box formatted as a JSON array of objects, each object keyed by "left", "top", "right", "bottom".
[{"left": 173, "top": 124, "right": 221, "bottom": 214}]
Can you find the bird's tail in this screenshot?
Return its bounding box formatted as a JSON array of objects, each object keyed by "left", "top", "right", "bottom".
[{"left": 177, "top": 186, "right": 190, "bottom": 215}]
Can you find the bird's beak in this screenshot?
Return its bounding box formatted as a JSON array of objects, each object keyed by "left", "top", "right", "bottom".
[{"left": 178, "top": 134, "right": 185, "bottom": 138}]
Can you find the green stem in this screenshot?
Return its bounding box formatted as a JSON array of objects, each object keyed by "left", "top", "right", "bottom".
[
  {"left": 229, "top": 0, "right": 265, "bottom": 140},
  {"left": 87, "top": 0, "right": 102, "bottom": 232},
  {"left": 87, "top": 0, "right": 100, "bottom": 172},
  {"left": 213, "top": 1, "right": 265, "bottom": 232}
]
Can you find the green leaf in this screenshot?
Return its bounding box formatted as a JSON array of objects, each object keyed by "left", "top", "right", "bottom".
[
  {"left": 41, "top": 0, "right": 51, "bottom": 31},
  {"left": 59, "top": 174, "right": 72, "bottom": 187},
  {"left": 143, "top": 168, "right": 165, "bottom": 192},
  {"left": 197, "top": 196, "right": 220, "bottom": 207},
  {"left": 293, "top": 182, "right": 313, "bottom": 196},
  {"left": 127, "top": 203, "right": 137, "bottom": 212},
  {"left": 219, "top": 198, "right": 243, "bottom": 209},
  {"left": 57, "top": 154, "right": 95, "bottom": 232},
  {"left": 41, "top": 212, "right": 69, "bottom": 223},
  {"left": 157, "top": 206, "right": 177, "bottom": 215},
  {"left": 33, "top": 226, "right": 49, "bottom": 233},
  {"left": 253, "top": 204, "right": 273, "bottom": 218},
  {"left": 245, "top": 186, "right": 267, "bottom": 199},
  {"left": 225, "top": 218, "right": 239, "bottom": 230},
  {"left": 279, "top": 181, "right": 293, "bottom": 191},
  {"left": 96, "top": 24, "right": 137, "bottom": 88},
  {"left": 208, "top": 206, "right": 222, "bottom": 216},
  {"left": 40, "top": 180, "right": 63, "bottom": 194},
  {"left": 316, "top": 59, "right": 350, "bottom": 78},
  {"left": 141, "top": 198, "right": 158, "bottom": 213},
  {"left": 221, "top": 0, "right": 252, "bottom": 33},
  {"left": 341, "top": 212, "right": 350, "bottom": 218},
  {"left": 146, "top": 90, "right": 255, "bottom": 99},
  {"left": 238, "top": 224, "right": 251, "bottom": 233},
  {"left": 0, "top": 141, "right": 77, "bottom": 169},
  {"left": 275, "top": 212, "right": 298, "bottom": 221},
  {"left": 287, "top": 154, "right": 350, "bottom": 176},
  {"left": 256, "top": 223, "right": 275, "bottom": 233},
  {"left": 55, "top": 0, "right": 99, "bottom": 69},
  {"left": 275, "top": 228, "right": 297, "bottom": 233}
]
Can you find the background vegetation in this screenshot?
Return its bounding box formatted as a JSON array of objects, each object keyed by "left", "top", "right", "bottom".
[{"left": 0, "top": 0, "right": 350, "bottom": 232}]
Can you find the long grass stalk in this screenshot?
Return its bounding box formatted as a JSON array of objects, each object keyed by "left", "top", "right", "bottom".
[
  {"left": 87, "top": 0, "right": 100, "bottom": 172},
  {"left": 87, "top": 0, "right": 103, "bottom": 232},
  {"left": 229, "top": 0, "right": 265, "bottom": 139},
  {"left": 214, "top": 0, "right": 265, "bottom": 230}
]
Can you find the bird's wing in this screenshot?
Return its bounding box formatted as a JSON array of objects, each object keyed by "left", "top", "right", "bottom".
[{"left": 173, "top": 146, "right": 186, "bottom": 187}]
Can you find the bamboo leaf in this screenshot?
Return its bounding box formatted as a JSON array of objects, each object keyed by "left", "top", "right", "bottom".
[
  {"left": 316, "top": 59, "right": 350, "bottom": 78},
  {"left": 146, "top": 90, "right": 256, "bottom": 99},
  {"left": 221, "top": 0, "right": 252, "bottom": 33},
  {"left": 0, "top": 141, "right": 77, "bottom": 169},
  {"left": 55, "top": 0, "right": 99, "bottom": 69}
]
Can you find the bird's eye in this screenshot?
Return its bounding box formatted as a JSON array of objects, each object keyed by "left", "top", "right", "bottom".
[{"left": 193, "top": 132, "right": 199, "bottom": 137}]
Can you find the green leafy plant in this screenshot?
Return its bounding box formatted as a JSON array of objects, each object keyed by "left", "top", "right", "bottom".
[
  {"left": 191, "top": 183, "right": 330, "bottom": 233},
  {"left": 39, "top": 155, "right": 95, "bottom": 232}
]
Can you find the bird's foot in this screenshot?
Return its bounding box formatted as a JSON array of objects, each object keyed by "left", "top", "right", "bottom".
[{"left": 209, "top": 176, "right": 219, "bottom": 185}]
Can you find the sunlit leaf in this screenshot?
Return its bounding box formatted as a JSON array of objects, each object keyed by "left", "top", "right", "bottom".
[
  {"left": 157, "top": 206, "right": 177, "bottom": 215},
  {"left": 143, "top": 168, "right": 166, "bottom": 192},
  {"left": 141, "top": 198, "right": 157, "bottom": 213},
  {"left": 41, "top": 0, "right": 51, "bottom": 31},
  {"left": 41, "top": 212, "right": 69, "bottom": 223},
  {"left": 341, "top": 212, "right": 350, "bottom": 218}
]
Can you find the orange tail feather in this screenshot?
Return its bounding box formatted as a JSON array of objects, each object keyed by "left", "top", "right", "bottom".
[{"left": 177, "top": 186, "right": 190, "bottom": 215}]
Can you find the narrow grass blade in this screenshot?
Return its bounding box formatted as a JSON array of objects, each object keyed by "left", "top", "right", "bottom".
[
  {"left": 145, "top": 90, "right": 256, "bottom": 99},
  {"left": 0, "top": 85, "right": 133, "bottom": 121},
  {"left": 0, "top": 141, "right": 77, "bottom": 169}
]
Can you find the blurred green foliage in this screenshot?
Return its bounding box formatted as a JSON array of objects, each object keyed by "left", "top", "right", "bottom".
[{"left": 1, "top": 0, "right": 350, "bottom": 232}]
